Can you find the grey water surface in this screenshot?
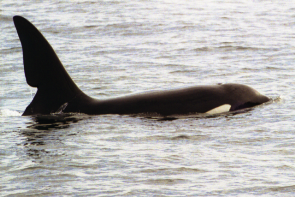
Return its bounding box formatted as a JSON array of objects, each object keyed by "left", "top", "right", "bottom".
[{"left": 1, "top": 0, "right": 295, "bottom": 196}]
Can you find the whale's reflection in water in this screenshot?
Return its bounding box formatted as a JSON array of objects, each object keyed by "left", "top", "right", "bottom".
[
  {"left": 27, "top": 113, "right": 89, "bottom": 130},
  {"left": 20, "top": 114, "right": 89, "bottom": 161}
]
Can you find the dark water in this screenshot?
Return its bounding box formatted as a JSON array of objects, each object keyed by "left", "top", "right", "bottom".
[{"left": 1, "top": 0, "right": 295, "bottom": 196}]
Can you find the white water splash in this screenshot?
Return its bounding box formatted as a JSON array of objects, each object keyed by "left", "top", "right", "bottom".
[{"left": 0, "top": 109, "right": 22, "bottom": 117}]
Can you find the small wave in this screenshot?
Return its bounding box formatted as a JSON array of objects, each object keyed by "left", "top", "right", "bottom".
[
  {"left": 0, "top": 15, "right": 12, "bottom": 22},
  {"left": 0, "top": 109, "right": 22, "bottom": 117},
  {"left": 193, "top": 45, "right": 279, "bottom": 52}
]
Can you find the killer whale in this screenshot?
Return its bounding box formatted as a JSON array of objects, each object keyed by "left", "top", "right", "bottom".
[{"left": 13, "top": 16, "right": 270, "bottom": 116}]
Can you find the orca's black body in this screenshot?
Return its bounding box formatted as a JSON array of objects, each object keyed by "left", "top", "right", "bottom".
[{"left": 13, "top": 16, "right": 270, "bottom": 116}]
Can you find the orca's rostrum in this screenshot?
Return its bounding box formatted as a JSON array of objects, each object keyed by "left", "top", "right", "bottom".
[{"left": 13, "top": 16, "right": 270, "bottom": 116}]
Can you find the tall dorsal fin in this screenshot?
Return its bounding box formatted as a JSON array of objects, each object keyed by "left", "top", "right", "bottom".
[{"left": 13, "top": 16, "right": 84, "bottom": 115}]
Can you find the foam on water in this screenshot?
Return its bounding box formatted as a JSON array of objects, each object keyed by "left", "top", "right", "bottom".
[{"left": 0, "top": 109, "right": 22, "bottom": 117}]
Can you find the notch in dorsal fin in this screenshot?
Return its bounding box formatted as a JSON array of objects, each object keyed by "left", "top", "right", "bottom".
[{"left": 13, "top": 16, "right": 84, "bottom": 115}]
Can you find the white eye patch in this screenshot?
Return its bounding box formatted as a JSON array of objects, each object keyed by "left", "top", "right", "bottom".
[{"left": 205, "top": 104, "right": 231, "bottom": 114}]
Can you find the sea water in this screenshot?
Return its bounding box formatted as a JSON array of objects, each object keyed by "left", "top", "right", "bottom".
[{"left": 1, "top": 0, "right": 295, "bottom": 196}]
